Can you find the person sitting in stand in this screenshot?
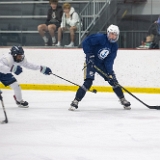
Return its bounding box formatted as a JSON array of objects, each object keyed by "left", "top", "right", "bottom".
[
  {"left": 37, "top": 0, "right": 63, "bottom": 46},
  {"left": 136, "top": 34, "right": 154, "bottom": 49},
  {"left": 56, "top": 3, "right": 80, "bottom": 47},
  {"left": 137, "top": 16, "right": 160, "bottom": 49},
  {"left": 148, "top": 16, "right": 160, "bottom": 49}
]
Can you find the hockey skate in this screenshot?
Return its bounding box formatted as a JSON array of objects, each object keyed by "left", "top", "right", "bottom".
[
  {"left": 68, "top": 99, "right": 78, "bottom": 111},
  {"left": 13, "top": 95, "right": 29, "bottom": 108},
  {"left": 120, "top": 98, "right": 131, "bottom": 110}
]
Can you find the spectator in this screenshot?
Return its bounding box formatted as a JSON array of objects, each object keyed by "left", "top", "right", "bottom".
[
  {"left": 148, "top": 16, "right": 160, "bottom": 49},
  {"left": 56, "top": 3, "right": 81, "bottom": 47},
  {"left": 37, "top": 0, "right": 63, "bottom": 46},
  {"left": 137, "top": 34, "right": 154, "bottom": 49},
  {"left": 137, "top": 16, "right": 160, "bottom": 49}
]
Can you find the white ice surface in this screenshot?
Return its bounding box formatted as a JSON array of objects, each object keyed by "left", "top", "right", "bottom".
[{"left": 0, "top": 90, "right": 160, "bottom": 160}]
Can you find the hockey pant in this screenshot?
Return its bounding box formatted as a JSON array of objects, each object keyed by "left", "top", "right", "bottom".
[{"left": 0, "top": 73, "right": 22, "bottom": 102}]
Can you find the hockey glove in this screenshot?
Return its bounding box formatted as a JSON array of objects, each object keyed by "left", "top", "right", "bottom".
[
  {"left": 107, "top": 71, "right": 118, "bottom": 86},
  {"left": 0, "top": 90, "right": 2, "bottom": 100},
  {"left": 40, "top": 66, "right": 52, "bottom": 75},
  {"left": 87, "top": 55, "right": 95, "bottom": 65},
  {"left": 10, "top": 65, "right": 23, "bottom": 75},
  {"left": 85, "top": 55, "right": 95, "bottom": 70}
]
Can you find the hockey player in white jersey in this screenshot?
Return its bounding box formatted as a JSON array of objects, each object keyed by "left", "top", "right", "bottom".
[{"left": 0, "top": 46, "right": 52, "bottom": 108}]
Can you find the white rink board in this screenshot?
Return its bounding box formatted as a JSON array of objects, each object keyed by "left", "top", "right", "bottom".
[{"left": 0, "top": 48, "right": 160, "bottom": 88}]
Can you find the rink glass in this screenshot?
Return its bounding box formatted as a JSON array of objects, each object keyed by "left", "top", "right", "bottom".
[{"left": 0, "top": 0, "right": 159, "bottom": 48}]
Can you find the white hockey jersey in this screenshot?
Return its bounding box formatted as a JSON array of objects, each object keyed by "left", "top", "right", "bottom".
[{"left": 0, "top": 53, "right": 40, "bottom": 74}]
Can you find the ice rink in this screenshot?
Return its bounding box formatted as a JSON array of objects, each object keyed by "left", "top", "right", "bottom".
[{"left": 0, "top": 90, "right": 160, "bottom": 160}]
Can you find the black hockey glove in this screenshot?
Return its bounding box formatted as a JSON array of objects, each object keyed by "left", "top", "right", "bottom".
[
  {"left": 87, "top": 55, "right": 95, "bottom": 65},
  {"left": 87, "top": 55, "right": 95, "bottom": 67},
  {"left": 10, "top": 65, "right": 23, "bottom": 75},
  {"left": 107, "top": 71, "right": 118, "bottom": 86},
  {"left": 40, "top": 66, "right": 52, "bottom": 75},
  {"left": 0, "top": 90, "right": 2, "bottom": 100}
]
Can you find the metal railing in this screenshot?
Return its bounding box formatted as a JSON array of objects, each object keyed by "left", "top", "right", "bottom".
[
  {"left": 99, "top": 30, "right": 148, "bottom": 48},
  {"left": 0, "top": 0, "right": 112, "bottom": 46},
  {"left": 0, "top": 15, "right": 46, "bottom": 18},
  {"left": 79, "top": 0, "right": 112, "bottom": 41},
  {"left": 119, "top": 30, "right": 148, "bottom": 48},
  {"left": 0, "top": 1, "right": 90, "bottom": 46},
  {"left": 0, "top": 1, "right": 91, "bottom": 4}
]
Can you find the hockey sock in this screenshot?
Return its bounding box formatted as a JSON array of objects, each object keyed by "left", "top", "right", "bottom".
[
  {"left": 75, "top": 79, "right": 93, "bottom": 101},
  {"left": 9, "top": 82, "right": 22, "bottom": 102},
  {"left": 113, "top": 86, "right": 124, "bottom": 99},
  {"left": 42, "top": 36, "right": 48, "bottom": 43}
]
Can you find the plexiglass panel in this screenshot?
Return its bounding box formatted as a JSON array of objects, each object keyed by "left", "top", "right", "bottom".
[{"left": 0, "top": 0, "right": 159, "bottom": 48}]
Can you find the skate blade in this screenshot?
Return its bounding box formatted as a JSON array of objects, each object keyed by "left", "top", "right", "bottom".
[
  {"left": 18, "top": 105, "right": 29, "bottom": 108},
  {"left": 68, "top": 106, "right": 76, "bottom": 111},
  {"left": 124, "top": 106, "right": 131, "bottom": 110}
]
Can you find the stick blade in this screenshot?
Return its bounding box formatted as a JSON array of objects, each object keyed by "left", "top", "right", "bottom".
[
  {"left": 148, "top": 106, "right": 160, "bottom": 110},
  {"left": 1, "top": 119, "right": 8, "bottom": 124}
]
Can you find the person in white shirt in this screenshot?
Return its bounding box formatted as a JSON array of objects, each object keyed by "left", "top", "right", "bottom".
[
  {"left": 56, "top": 3, "right": 80, "bottom": 47},
  {"left": 0, "top": 46, "right": 52, "bottom": 108}
]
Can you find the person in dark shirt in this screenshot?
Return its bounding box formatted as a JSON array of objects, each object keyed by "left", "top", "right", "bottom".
[
  {"left": 148, "top": 16, "right": 160, "bottom": 49},
  {"left": 37, "top": 0, "right": 63, "bottom": 46},
  {"left": 69, "top": 24, "right": 131, "bottom": 111},
  {"left": 137, "top": 16, "right": 160, "bottom": 49}
]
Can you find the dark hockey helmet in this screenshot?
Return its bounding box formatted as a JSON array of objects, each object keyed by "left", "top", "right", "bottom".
[{"left": 10, "top": 46, "right": 25, "bottom": 63}]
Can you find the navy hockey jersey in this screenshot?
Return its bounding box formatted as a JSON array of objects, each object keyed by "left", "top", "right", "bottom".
[{"left": 82, "top": 33, "right": 118, "bottom": 74}]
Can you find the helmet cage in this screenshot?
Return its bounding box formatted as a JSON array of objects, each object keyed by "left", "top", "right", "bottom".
[
  {"left": 107, "top": 25, "right": 120, "bottom": 43},
  {"left": 10, "top": 46, "right": 25, "bottom": 63}
]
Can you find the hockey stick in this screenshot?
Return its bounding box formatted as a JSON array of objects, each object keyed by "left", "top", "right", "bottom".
[
  {"left": 93, "top": 65, "right": 160, "bottom": 110},
  {"left": 0, "top": 96, "right": 8, "bottom": 124},
  {"left": 51, "top": 73, "right": 97, "bottom": 93}
]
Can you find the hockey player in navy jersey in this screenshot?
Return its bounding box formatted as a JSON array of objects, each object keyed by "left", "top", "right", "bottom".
[
  {"left": 69, "top": 24, "right": 131, "bottom": 111},
  {"left": 0, "top": 46, "right": 52, "bottom": 108}
]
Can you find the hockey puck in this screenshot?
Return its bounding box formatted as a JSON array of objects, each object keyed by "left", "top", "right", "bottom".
[{"left": 92, "top": 89, "right": 97, "bottom": 93}]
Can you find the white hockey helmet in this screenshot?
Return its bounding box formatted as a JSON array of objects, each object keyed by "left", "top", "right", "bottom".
[{"left": 107, "top": 24, "right": 120, "bottom": 43}]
